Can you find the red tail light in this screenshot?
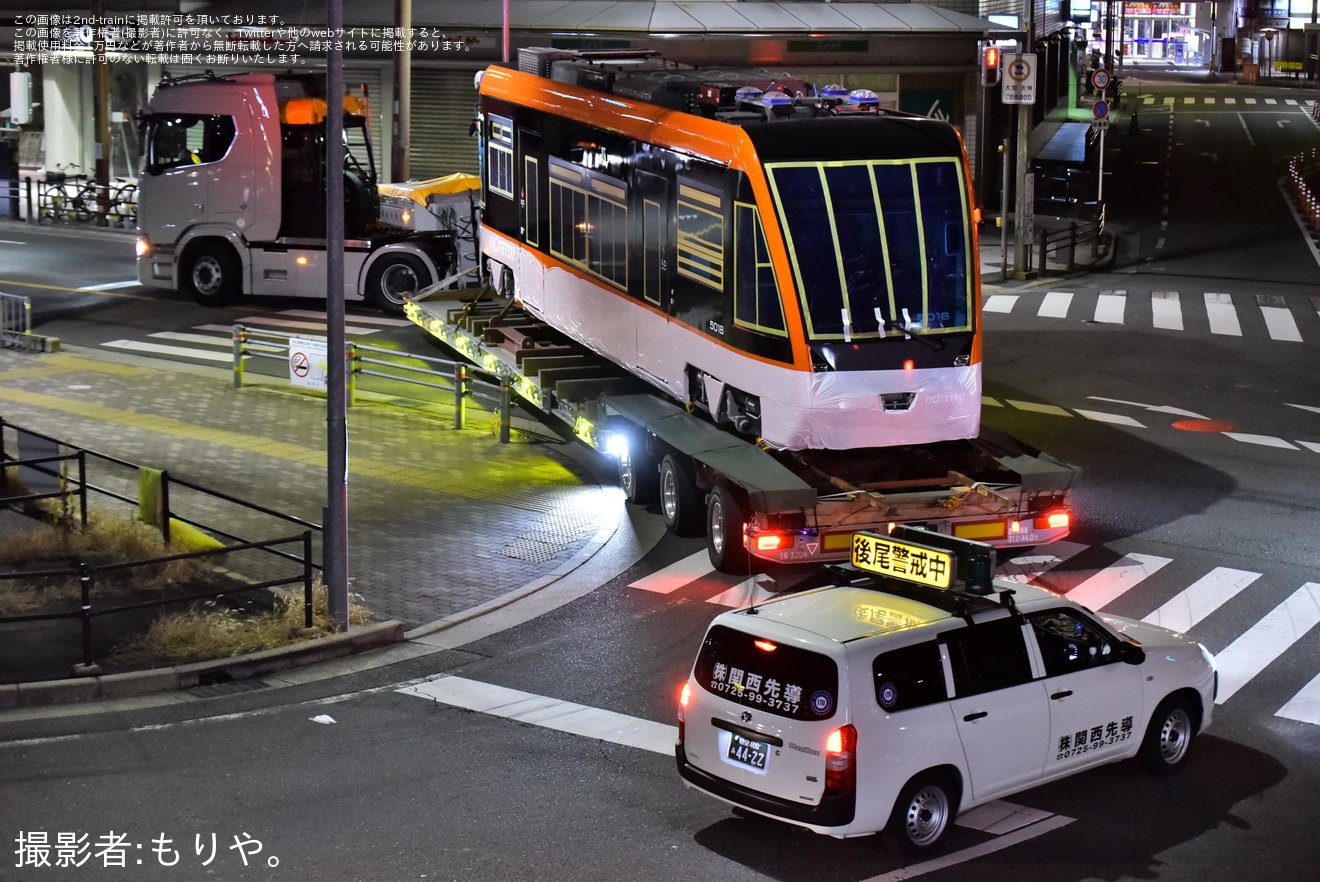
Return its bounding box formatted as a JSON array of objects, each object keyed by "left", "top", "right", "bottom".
[
  {"left": 824, "top": 724, "right": 857, "bottom": 792},
  {"left": 677, "top": 681, "right": 690, "bottom": 743},
  {"left": 1034, "top": 509, "right": 1070, "bottom": 531},
  {"left": 755, "top": 533, "right": 788, "bottom": 551}
]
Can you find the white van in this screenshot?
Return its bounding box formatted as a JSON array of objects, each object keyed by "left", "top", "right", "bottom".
[{"left": 675, "top": 528, "right": 1217, "bottom": 856}]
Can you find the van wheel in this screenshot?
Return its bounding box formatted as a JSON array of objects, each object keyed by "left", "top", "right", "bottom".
[
  {"left": 618, "top": 437, "right": 658, "bottom": 504},
  {"left": 366, "top": 253, "right": 431, "bottom": 315},
  {"left": 707, "top": 485, "right": 750, "bottom": 574},
  {"left": 659, "top": 454, "right": 703, "bottom": 537},
  {"left": 1139, "top": 695, "right": 1196, "bottom": 775},
  {"left": 883, "top": 772, "right": 957, "bottom": 857},
  {"left": 184, "top": 242, "right": 240, "bottom": 306}
]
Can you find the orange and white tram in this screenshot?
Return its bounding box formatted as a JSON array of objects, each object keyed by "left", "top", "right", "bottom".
[{"left": 475, "top": 53, "right": 983, "bottom": 453}]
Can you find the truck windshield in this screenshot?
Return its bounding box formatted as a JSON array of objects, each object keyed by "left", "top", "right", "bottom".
[
  {"left": 766, "top": 158, "right": 973, "bottom": 342},
  {"left": 141, "top": 113, "right": 235, "bottom": 174}
]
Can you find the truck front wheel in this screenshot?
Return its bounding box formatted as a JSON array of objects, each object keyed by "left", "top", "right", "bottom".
[
  {"left": 184, "top": 242, "right": 241, "bottom": 306},
  {"left": 366, "top": 253, "right": 432, "bottom": 315},
  {"left": 707, "top": 485, "right": 750, "bottom": 574}
]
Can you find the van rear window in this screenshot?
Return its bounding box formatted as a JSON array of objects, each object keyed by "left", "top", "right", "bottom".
[{"left": 693, "top": 625, "right": 839, "bottom": 721}]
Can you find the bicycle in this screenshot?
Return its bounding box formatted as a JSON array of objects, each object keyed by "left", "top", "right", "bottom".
[{"left": 108, "top": 177, "right": 138, "bottom": 227}]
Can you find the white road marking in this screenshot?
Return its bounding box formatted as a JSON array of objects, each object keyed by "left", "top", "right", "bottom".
[
  {"left": 1006, "top": 400, "right": 1072, "bottom": 417},
  {"left": 984, "top": 295, "right": 1018, "bottom": 314},
  {"left": 195, "top": 322, "right": 380, "bottom": 336},
  {"left": 706, "top": 577, "right": 781, "bottom": 608},
  {"left": 77, "top": 280, "right": 140, "bottom": 291},
  {"left": 1038, "top": 291, "right": 1072, "bottom": 318},
  {"left": 860, "top": 815, "right": 1074, "bottom": 882},
  {"left": 228, "top": 316, "right": 384, "bottom": 334},
  {"left": 1214, "top": 583, "right": 1320, "bottom": 703},
  {"left": 629, "top": 551, "right": 713, "bottom": 594},
  {"left": 1222, "top": 433, "right": 1299, "bottom": 450},
  {"left": 1073, "top": 410, "right": 1145, "bottom": 427},
  {"left": 1150, "top": 291, "right": 1183, "bottom": 330},
  {"left": 280, "top": 308, "right": 413, "bottom": 327},
  {"left": 1067, "top": 553, "right": 1172, "bottom": 612},
  {"left": 100, "top": 340, "right": 231, "bottom": 362},
  {"left": 997, "top": 540, "right": 1087, "bottom": 584},
  {"left": 1093, "top": 290, "right": 1126, "bottom": 324},
  {"left": 1277, "top": 672, "right": 1320, "bottom": 725},
  {"left": 397, "top": 675, "right": 677, "bottom": 755},
  {"left": 1142, "top": 567, "right": 1261, "bottom": 633},
  {"left": 1204, "top": 292, "right": 1242, "bottom": 336},
  {"left": 149, "top": 331, "right": 279, "bottom": 351},
  {"left": 1258, "top": 304, "right": 1302, "bottom": 342}
]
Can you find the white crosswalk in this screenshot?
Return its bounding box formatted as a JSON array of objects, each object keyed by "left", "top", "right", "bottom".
[
  {"left": 984, "top": 289, "right": 1312, "bottom": 342},
  {"left": 628, "top": 547, "right": 1320, "bottom": 726},
  {"left": 1143, "top": 95, "right": 1316, "bottom": 109},
  {"left": 101, "top": 309, "right": 412, "bottom": 362}
]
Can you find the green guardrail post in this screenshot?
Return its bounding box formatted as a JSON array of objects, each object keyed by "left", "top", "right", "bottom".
[
  {"left": 232, "top": 324, "right": 245, "bottom": 389},
  {"left": 499, "top": 381, "right": 511, "bottom": 444},
  {"left": 346, "top": 342, "right": 357, "bottom": 409},
  {"left": 454, "top": 364, "right": 467, "bottom": 430},
  {"left": 303, "top": 530, "right": 314, "bottom": 630}
]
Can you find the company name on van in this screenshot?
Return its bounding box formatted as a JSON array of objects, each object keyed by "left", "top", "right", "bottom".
[{"left": 788, "top": 742, "right": 821, "bottom": 756}]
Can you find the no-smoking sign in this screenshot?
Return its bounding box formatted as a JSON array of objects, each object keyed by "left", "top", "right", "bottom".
[{"left": 288, "top": 336, "right": 328, "bottom": 391}]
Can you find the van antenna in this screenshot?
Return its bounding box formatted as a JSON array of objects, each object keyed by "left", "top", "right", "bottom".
[{"left": 747, "top": 573, "right": 775, "bottom": 615}]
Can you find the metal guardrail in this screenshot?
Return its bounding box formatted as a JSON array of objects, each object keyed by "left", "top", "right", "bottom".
[
  {"left": 1035, "top": 206, "right": 1107, "bottom": 274},
  {"left": 229, "top": 324, "right": 519, "bottom": 442},
  {"left": 1, "top": 291, "right": 33, "bottom": 349}
]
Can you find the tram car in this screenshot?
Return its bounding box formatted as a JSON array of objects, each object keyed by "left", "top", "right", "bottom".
[{"left": 475, "top": 49, "right": 982, "bottom": 452}]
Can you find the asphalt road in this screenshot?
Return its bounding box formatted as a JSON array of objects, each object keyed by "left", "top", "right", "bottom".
[{"left": 3, "top": 71, "right": 1320, "bottom": 882}]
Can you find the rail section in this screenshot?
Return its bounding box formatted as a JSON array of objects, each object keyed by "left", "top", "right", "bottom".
[{"left": 1, "top": 291, "right": 33, "bottom": 349}]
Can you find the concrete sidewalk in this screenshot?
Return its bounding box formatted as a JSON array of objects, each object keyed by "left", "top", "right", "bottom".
[{"left": 0, "top": 344, "right": 645, "bottom": 708}]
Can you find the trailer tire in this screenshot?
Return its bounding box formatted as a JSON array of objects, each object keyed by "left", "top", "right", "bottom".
[
  {"left": 659, "top": 454, "right": 704, "bottom": 538},
  {"left": 618, "top": 438, "right": 659, "bottom": 505},
  {"left": 366, "top": 253, "right": 432, "bottom": 315},
  {"left": 707, "top": 485, "right": 751, "bottom": 574},
  {"left": 183, "top": 241, "right": 241, "bottom": 307}
]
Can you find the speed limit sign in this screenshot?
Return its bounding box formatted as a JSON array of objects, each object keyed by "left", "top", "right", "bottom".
[{"left": 1092, "top": 68, "right": 1112, "bottom": 92}]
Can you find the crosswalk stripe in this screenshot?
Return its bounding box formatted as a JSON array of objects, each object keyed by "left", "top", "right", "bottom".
[
  {"left": 1225, "top": 97, "right": 1236, "bottom": 105},
  {"left": 1205, "top": 97, "right": 1216, "bottom": 105},
  {"left": 1066, "top": 553, "right": 1171, "bottom": 612},
  {"left": 194, "top": 322, "right": 381, "bottom": 336},
  {"left": 1074, "top": 410, "right": 1144, "bottom": 427},
  {"left": 101, "top": 340, "right": 232, "bottom": 362},
  {"left": 628, "top": 551, "right": 712, "bottom": 594},
  {"left": 706, "top": 576, "right": 781, "bottom": 608},
  {"left": 1006, "top": 400, "right": 1071, "bottom": 416},
  {"left": 1258, "top": 302, "right": 1302, "bottom": 342},
  {"left": 1277, "top": 672, "right": 1320, "bottom": 725},
  {"left": 1214, "top": 583, "right": 1320, "bottom": 703},
  {"left": 397, "top": 676, "right": 677, "bottom": 755},
  {"left": 1142, "top": 567, "right": 1261, "bottom": 633},
  {"left": 1150, "top": 291, "right": 1183, "bottom": 330},
  {"left": 1204, "top": 292, "right": 1242, "bottom": 336},
  {"left": 1094, "top": 290, "right": 1126, "bottom": 324},
  {"left": 997, "top": 540, "right": 1086, "bottom": 584},
  {"left": 1183, "top": 96, "right": 1194, "bottom": 105},
  {"left": 149, "top": 331, "right": 278, "bottom": 351},
  {"left": 278, "top": 308, "right": 413, "bottom": 327},
  {"left": 225, "top": 316, "right": 384, "bottom": 334},
  {"left": 1222, "top": 433, "right": 1299, "bottom": 450},
  {"left": 1039, "top": 291, "right": 1072, "bottom": 318},
  {"left": 1245, "top": 98, "right": 1257, "bottom": 105},
  {"left": 984, "top": 294, "right": 1018, "bottom": 314}
]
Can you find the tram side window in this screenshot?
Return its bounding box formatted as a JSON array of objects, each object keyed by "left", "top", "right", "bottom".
[
  {"left": 676, "top": 180, "right": 724, "bottom": 291},
  {"left": 487, "top": 114, "right": 514, "bottom": 200},
  {"left": 144, "top": 114, "right": 235, "bottom": 174},
  {"left": 733, "top": 203, "right": 786, "bottom": 336},
  {"left": 548, "top": 158, "right": 628, "bottom": 289}
]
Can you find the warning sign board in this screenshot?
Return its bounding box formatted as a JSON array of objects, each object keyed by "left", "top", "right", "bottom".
[
  {"left": 289, "top": 336, "right": 329, "bottom": 392},
  {"left": 1001, "top": 53, "right": 1038, "bottom": 105}
]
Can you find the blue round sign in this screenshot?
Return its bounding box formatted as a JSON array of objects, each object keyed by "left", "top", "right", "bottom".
[{"left": 1093, "top": 100, "right": 1109, "bottom": 121}]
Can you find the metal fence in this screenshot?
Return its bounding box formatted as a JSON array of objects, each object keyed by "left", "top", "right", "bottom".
[
  {"left": 230, "top": 324, "right": 519, "bottom": 442},
  {"left": 1, "top": 291, "right": 32, "bottom": 349},
  {"left": 0, "top": 417, "right": 322, "bottom": 672}
]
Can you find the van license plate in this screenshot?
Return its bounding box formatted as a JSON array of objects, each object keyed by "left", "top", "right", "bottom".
[{"left": 727, "top": 732, "right": 769, "bottom": 770}]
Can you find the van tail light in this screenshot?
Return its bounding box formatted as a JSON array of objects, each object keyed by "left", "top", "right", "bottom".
[
  {"left": 824, "top": 724, "right": 857, "bottom": 792},
  {"left": 678, "top": 681, "right": 690, "bottom": 744}
]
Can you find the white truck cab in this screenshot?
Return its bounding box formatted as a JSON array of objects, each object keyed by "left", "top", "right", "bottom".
[
  {"left": 135, "top": 72, "right": 456, "bottom": 314},
  {"left": 676, "top": 527, "right": 1217, "bottom": 856}
]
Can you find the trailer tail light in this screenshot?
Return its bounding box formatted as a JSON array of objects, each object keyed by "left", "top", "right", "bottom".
[
  {"left": 824, "top": 724, "right": 857, "bottom": 792},
  {"left": 1035, "top": 510, "right": 1070, "bottom": 531},
  {"left": 754, "top": 533, "right": 788, "bottom": 552}
]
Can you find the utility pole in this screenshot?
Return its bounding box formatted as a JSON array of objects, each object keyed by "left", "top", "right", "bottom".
[
  {"left": 92, "top": 0, "right": 110, "bottom": 227},
  {"left": 326, "top": 0, "right": 350, "bottom": 630},
  {"left": 1011, "top": 7, "right": 1036, "bottom": 279},
  {"left": 392, "top": 0, "right": 411, "bottom": 181}
]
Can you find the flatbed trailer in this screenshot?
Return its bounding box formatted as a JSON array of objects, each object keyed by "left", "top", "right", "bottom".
[{"left": 405, "top": 287, "right": 1080, "bottom": 574}]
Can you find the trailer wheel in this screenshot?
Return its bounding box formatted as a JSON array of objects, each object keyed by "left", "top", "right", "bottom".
[
  {"left": 366, "top": 253, "right": 432, "bottom": 315},
  {"left": 183, "top": 241, "right": 241, "bottom": 306},
  {"left": 618, "top": 438, "right": 659, "bottom": 504},
  {"left": 707, "top": 485, "right": 751, "bottom": 574},
  {"left": 659, "top": 454, "right": 703, "bottom": 538}
]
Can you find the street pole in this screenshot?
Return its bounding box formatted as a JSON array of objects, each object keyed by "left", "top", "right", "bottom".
[
  {"left": 391, "top": 0, "right": 411, "bottom": 181},
  {"left": 326, "top": 0, "right": 350, "bottom": 630},
  {"left": 1000, "top": 138, "right": 1010, "bottom": 283}
]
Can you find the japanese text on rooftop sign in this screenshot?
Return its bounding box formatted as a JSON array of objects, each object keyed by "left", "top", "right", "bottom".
[{"left": 852, "top": 532, "right": 954, "bottom": 589}]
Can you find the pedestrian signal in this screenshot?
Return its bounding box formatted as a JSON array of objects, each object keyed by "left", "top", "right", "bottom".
[{"left": 981, "top": 47, "right": 1002, "bottom": 87}]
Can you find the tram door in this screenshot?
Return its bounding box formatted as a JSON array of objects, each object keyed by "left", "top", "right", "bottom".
[
  {"left": 633, "top": 169, "right": 671, "bottom": 377},
  {"left": 517, "top": 128, "right": 544, "bottom": 309}
]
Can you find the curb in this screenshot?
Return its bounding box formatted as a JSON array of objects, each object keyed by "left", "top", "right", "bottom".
[{"left": 0, "top": 620, "right": 406, "bottom": 709}]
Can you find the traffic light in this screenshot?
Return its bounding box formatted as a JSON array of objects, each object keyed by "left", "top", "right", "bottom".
[{"left": 981, "top": 46, "right": 1002, "bottom": 87}]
